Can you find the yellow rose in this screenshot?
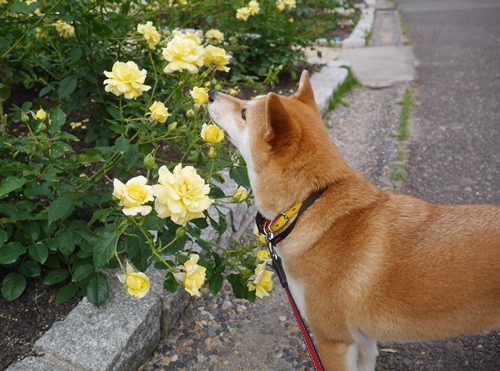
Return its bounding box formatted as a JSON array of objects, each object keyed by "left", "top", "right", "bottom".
[
  {"left": 118, "top": 261, "right": 151, "bottom": 298},
  {"left": 202, "top": 45, "right": 231, "bottom": 72},
  {"left": 52, "top": 19, "right": 75, "bottom": 38},
  {"left": 103, "top": 61, "right": 151, "bottom": 100},
  {"left": 232, "top": 186, "right": 247, "bottom": 203},
  {"left": 137, "top": 21, "right": 161, "bottom": 49},
  {"left": 190, "top": 87, "right": 209, "bottom": 105},
  {"left": 153, "top": 164, "right": 213, "bottom": 225},
  {"left": 174, "top": 254, "right": 206, "bottom": 297},
  {"left": 149, "top": 101, "right": 170, "bottom": 123},
  {"left": 236, "top": 7, "right": 251, "bottom": 21},
  {"left": 112, "top": 175, "right": 154, "bottom": 216},
  {"left": 162, "top": 33, "right": 205, "bottom": 74},
  {"left": 284, "top": 0, "right": 296, "bottom": 9},
  {"left": 276, "top": 0, "right": 285, "bottom": 11},
  {"left": 253, "top": 224, "right": 268, "bottom": 246},
  {"left": 205, "top": 29, "right": 224, "bottom": 44},
  {"left": 248, "top": 0, "right": 260, "bottom": 15},
  {"left": 35, "top": 27, "right": 47, "bottom": 39},
  {"left": 34, "top": 108, "right": 47, "bottom": 121},
  {"left": 256, "top": 249, "right": 271, "bottom": 263},
  {"left": 248, "top": 263, "right": 274, "bottom": 298},
  {"left": 200, "top": 123, "right": 224, "bottom": 144}
]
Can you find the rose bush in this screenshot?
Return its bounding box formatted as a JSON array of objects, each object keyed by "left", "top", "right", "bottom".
[{"left": 0, "top": 0, "right": 352, "bottom": 306}]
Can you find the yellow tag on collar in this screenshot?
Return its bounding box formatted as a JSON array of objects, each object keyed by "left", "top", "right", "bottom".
[{"left": 269, "top": 200, "right": 303, "bottom": 233}]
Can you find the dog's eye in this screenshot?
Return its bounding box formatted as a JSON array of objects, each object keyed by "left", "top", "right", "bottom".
[{"left": 241, "top": 109, "right": 246, "bottom": 121}]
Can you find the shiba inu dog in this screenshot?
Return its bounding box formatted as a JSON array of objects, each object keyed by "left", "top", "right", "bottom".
[{"left": 208, "top": 71, "right": 500, "bottom": 371}]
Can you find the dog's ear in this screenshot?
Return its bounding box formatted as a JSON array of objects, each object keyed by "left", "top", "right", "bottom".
[
  {"left": 265, "top": 93, "right": 296, "bottom": 150},
  {"left": 296, "top": 70, "right": 315, "bottom": 105}
]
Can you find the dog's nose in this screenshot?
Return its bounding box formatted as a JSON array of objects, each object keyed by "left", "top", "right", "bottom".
[{"left": 208, "top": 90, "right": 218, "bottom": 103}]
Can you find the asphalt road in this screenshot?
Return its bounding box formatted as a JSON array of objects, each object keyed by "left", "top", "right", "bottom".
[
  {"left": 396, "top": 0, "right": 500, "bottom": 205},
  {"left": 375, "top": 1, "right": 500, "bottom": 370}
]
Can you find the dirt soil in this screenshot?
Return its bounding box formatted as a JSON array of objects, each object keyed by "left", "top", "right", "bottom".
[{"left": 0, "top": 268, "right": 80, "bottom": 370}]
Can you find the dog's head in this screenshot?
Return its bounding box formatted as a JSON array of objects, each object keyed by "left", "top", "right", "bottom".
[{"left": 208, "top": 70, "right": 350, "bottom": 215}]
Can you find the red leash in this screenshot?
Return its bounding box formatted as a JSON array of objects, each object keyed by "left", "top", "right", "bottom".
[
  {"left": 256, "top": 189, "right": 327, "bottom": 371},
  {"left": 285, "top": 284, "right": 325, "bottom": 370}
]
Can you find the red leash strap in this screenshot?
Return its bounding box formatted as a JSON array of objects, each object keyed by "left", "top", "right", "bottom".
[
  {"left": 256, "top": 188, "right": 328, "bottom": 371},
  {"left": 284, "top": 285, "right": 325, "bottom": 371}
]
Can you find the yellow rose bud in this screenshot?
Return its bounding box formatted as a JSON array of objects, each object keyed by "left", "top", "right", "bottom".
[
  {"left": 200, "top": 123, "right": 224, "bottom": 144},
  {"left": 35, "top": 108, "right": 47, "bottom": 121},
  {"left": 117, "top": 261, "right": 151, "bottom": 298},
  {"left": 186, "top": 109, "right": 195, "bottom": 118},
  {"left": 175, "top": 226, "right": 186, "bottom": 239},
  {"left": 21, "top": 111, "right": 30, "bottom": 124},
  {"left": 168, "top": 121, "right": 178, "bottom": 132},
  {"left": 232, "top": 187, "right": 247, "bottom": 203},
  {"left": 190, "top": 87, "right": 209, "bottom": 105},
  {"left": 144, "top": 153, "right": 155, "bottom": 170},
  {"left": 208, "top": 146, "right": 218, "bottom": 159}
]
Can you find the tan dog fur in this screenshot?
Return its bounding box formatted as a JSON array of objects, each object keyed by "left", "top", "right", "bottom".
[{"left": 208, "top": 71, "right": 500, "bottom": 371}]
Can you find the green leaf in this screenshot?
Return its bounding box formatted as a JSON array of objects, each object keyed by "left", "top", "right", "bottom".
[
  {"left": 58, "top": 229, "right": 75, "bottom": 256},
  {"left": 72, "top": 262, "right": 95, "bottom": 282},
  {"left": 39, "top": 85, "right": 54, "bottom": 97},
  {"left": 227, "top": 274, "right": 256, "bottom": 302},
  {"left": 0, "top": 242, "right": 26, "bottom": 264},
  {"left": 115, "top": 136, "right": 130, "bottom": 154},
  {"left": 49, "top": 108, "right": 67, "bottom": 135},
  {"left": 28, "top": 242, "right": 48, "bottom": 264},
  {"left": 55, "top": 284, "right": 79, "bottom": 307},
  {"left": 88, "top": 208, "right": 113, "bottom": 226},
  {"left": 0, "top": 85, "right": 11, "bottom": 100},
  {"left": 69, "top": 47, "right": 82, "bottom": 61},
  {"left": 87, "top": 274, "right": 109, "bottom": 307},
  {"left": 20, "top": 261, "right": 41, "bottom": 277},
  {"left": 124, "top": 144, "right": 140, "bottom": 169},
  {"left": 93, "top": 226, "right": 117, "bottom": 268},
  {"left": 0, "top": 229, "right": 8, "bottom": 247},
  {"left": 75, "top": 229, "right": 98, "bottom": 252},
  {"left": 229, "top": 166, "right": 250, "bottom": 189},
  {"left": 208, "top": 184, "right": 225, "bottom": 199},
  {"left": 48, "top": 196, "right": 74, "bottom": 224},
  {"left": 43, "top": 269, "right": 69, "bottom": 285},
  {"left": 1, "top": 273, "right": 26, "bottom": 301},
  {"left": 209, "top": 273, "right": 223, "bottom": 296},
  {"left": 22, "top": 220, "right": 40, "bottom": 242},
  {"left": 0, "top": 177, "right": 26, "bottom": 197},
  {"left": 57, "top": 75, "right": 78, "bottom": 99},
  {"left": 127, "top": 233, "right": 153, "bottom": 272},
  {"left": 163, "top": 271, "right": 180, "bottom": 293}
]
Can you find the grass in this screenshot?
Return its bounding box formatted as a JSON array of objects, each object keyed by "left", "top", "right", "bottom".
[
  {"left": 398, "top": 87, "right": 413, "bottom": 141},
  {"left": 389, "top": 149, "right": 407, "bottom": 182},
  {"left": 389, "top": 87, "right": 414, "bottom": 184},
  {"left": 328, "top": 67, "right": 360, "bottom": 112}
]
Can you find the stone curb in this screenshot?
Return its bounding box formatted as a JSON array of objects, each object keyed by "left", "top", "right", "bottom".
[
  {"left": 7, "top": 2, "right": 375, "bottom": 370},
  {"left": 343, "top": 0, "right": 376, "bottom": 49}
]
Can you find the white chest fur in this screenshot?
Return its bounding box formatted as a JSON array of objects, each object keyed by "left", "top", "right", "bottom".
[{"left": 273, "top": 244, "right": 308, "bottom": 321}]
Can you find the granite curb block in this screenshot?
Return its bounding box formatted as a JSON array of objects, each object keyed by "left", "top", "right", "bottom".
[
  {"left": 343, "top": 0, "right": 376, "bottom": 49},
  {"left": 6, "top": 3, "right": 376, "bottom": 369}
]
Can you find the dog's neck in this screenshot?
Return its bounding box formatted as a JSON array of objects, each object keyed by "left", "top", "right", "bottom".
[{"left": 249, "top": 145, "right": 355, "bottom": 219}]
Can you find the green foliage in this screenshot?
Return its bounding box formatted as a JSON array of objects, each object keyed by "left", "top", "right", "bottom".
[{"left": 0, "top": 0, "right": 348, "bottom": 307}]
